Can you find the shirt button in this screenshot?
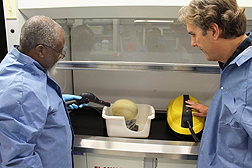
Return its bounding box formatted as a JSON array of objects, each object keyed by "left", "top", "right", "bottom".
[{"left": 221, "top": 87, "right": 224, "bottom": 90}]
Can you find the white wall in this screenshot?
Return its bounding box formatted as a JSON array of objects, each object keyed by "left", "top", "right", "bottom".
[{"left": 17, "top": 0, "right": 252, "bottom": 8}]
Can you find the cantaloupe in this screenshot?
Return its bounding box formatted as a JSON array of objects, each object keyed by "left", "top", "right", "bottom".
[{"left": 112, "top": 99, "right": 138, "bottom": 121}]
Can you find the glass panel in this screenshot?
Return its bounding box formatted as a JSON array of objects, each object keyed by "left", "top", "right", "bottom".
[{"left": 56, "top": 18, "right": 252, "bottom": 64}]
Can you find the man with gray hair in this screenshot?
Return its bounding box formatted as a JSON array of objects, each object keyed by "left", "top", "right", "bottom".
[
  {"left": 0, "top": 15, "right": 81, "bottom": 167},
  {"left": 178, "top": 0, "right": 252, "bottom": 167}
]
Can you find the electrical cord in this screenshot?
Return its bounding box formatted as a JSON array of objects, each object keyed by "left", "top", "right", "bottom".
[
  {"left": 68, "top": 105, "right": 102, "bottom": 115},
  {"left": 186, "top": 120, "right": 201, "bottom": 142},
  {"left": 81, "top": 106, "right": 102, "bottom": 115}
]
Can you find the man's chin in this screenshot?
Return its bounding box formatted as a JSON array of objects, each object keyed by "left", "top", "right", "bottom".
[
  {"left": 48, "top": 64, "right": 57, "bottom": 76},
  {"left": 206, "top": 56, "right": 215, "bottom": 62}
]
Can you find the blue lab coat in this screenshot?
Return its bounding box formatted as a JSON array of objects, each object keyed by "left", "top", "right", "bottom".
[
  {"left": 197, "top": 46, "right": 252, "bottom": 167},
  {"left": 0, "top": 46, "right": 74, "bottom": 167}
]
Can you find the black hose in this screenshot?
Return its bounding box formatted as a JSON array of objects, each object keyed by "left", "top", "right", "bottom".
[{"left": 187, "top": 120, "right": 201, "bottom": 142}]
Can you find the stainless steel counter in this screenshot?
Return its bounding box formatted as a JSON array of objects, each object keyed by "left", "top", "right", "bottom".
[{"left": 74, "top": 135, "right": 200, "bottom": 160}]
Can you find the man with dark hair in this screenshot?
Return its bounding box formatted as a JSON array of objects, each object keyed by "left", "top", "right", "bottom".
[
  {"left": 72, "top": 25, "right": 95, "bottom": 52},
  {"left": 138, "top": 27, "right": 180, "bottom": 62},
  {"left": 139, "top": 27, "right": 167, "bottom": 53},
  {"left": 0, "top": 15, "right": 81, "bottom": 167},
  {"left": 179, "top": 0, "right": 252, "bottom": 167}
]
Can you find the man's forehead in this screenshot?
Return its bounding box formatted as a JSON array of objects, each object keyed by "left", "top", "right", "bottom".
[{"left": 186, "top": 23, "right": 199, "bottom": 33}]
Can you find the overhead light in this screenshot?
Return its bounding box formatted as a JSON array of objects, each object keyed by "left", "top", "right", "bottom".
[{"left": 134, "top": 20, "right": 174, "bottom": 23}]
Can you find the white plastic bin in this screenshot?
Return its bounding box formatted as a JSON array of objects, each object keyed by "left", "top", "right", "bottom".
[{"left": 102, "top": 104, "right": 155, "bottom": 138}]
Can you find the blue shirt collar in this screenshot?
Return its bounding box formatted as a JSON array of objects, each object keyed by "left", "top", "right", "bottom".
[
  {"left": 234, "top": 46, "right": 252, "bottom": 67},
  {"left": 12, "top": 45, "right": 46, "bottom": 74},
  {"left": 219, "top": 31, "right": 252, "bottom": 70}
]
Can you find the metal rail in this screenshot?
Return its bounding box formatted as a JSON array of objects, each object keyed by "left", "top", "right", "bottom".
[{"left": 57, "top": 61, "right": 220, "bottom": 74}]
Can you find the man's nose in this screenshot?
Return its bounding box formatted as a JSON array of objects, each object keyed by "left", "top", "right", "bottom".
[{"left": 191, "top": 38, "right": 197, "bottom": 47}]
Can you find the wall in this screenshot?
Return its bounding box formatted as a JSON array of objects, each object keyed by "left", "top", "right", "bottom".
[{"left": 0, "top": 0, "right": 7, "bottom": 61}]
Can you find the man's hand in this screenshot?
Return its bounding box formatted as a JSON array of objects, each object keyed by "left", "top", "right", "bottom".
[
  {"left": 185, "top": 100, "right": 208, "bottom": 117},
  {"left": 62, "top": 94, "right": 82, "bottom": 102},
  {"left": 62, "top": 94, "right": 87, "bottom": 109}
]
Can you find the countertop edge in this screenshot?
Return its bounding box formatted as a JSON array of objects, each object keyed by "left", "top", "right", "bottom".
[{"left": 73, "top": 135, "right": 200, "bottom": 160}]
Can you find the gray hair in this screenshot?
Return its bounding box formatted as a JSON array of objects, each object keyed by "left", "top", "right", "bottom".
[{"left": 20, "top": 15, "right": 63, "bottom": 52}]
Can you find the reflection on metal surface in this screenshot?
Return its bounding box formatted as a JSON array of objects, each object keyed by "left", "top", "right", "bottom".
[
  {"left": 57, "top": 61, "right": 220, "bottom": 74},
  {"left": 74, "top": 135, "right": 200, "bottom": 160},
  {"left": 134, "top": 20, "right": 174, "bottom": 23}
]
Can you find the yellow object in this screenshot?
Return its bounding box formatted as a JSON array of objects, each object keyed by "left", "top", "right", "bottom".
[
  {"left": 167, "top": 95, "right": 205, "bottom": 135},
  {"left": 3, "top": 0, "right": 17, "bottom": 19},
  {"left": 112, "top": 99, "right": 138, "bottom": 121}
]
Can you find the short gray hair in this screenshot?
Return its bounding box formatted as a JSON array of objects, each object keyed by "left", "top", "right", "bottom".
[{"left": 20, "top": 15, "right": 63, "bottom": 52}]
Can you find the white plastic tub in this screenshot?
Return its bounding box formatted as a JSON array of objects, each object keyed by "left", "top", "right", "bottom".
[{"left": 102, "top": 104, "right": 155, "bottom": 138}]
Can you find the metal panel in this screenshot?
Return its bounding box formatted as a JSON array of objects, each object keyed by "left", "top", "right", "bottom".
[
  {"left": 17, "top": 0, "right": 252, "bottom": 20},
  {"left": 57, "top": 61, "right": 220, "bottom": 74},
  {"left": 74, "top": 135, "right": 200, "bottom": 160}
]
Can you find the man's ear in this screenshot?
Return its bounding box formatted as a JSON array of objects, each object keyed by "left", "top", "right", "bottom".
[
  {"left": 35, "top": 45, "right": 45, "bottom": 58},
  {"left": 210, "top": 23, "right": 221, "bottom": 40}
]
